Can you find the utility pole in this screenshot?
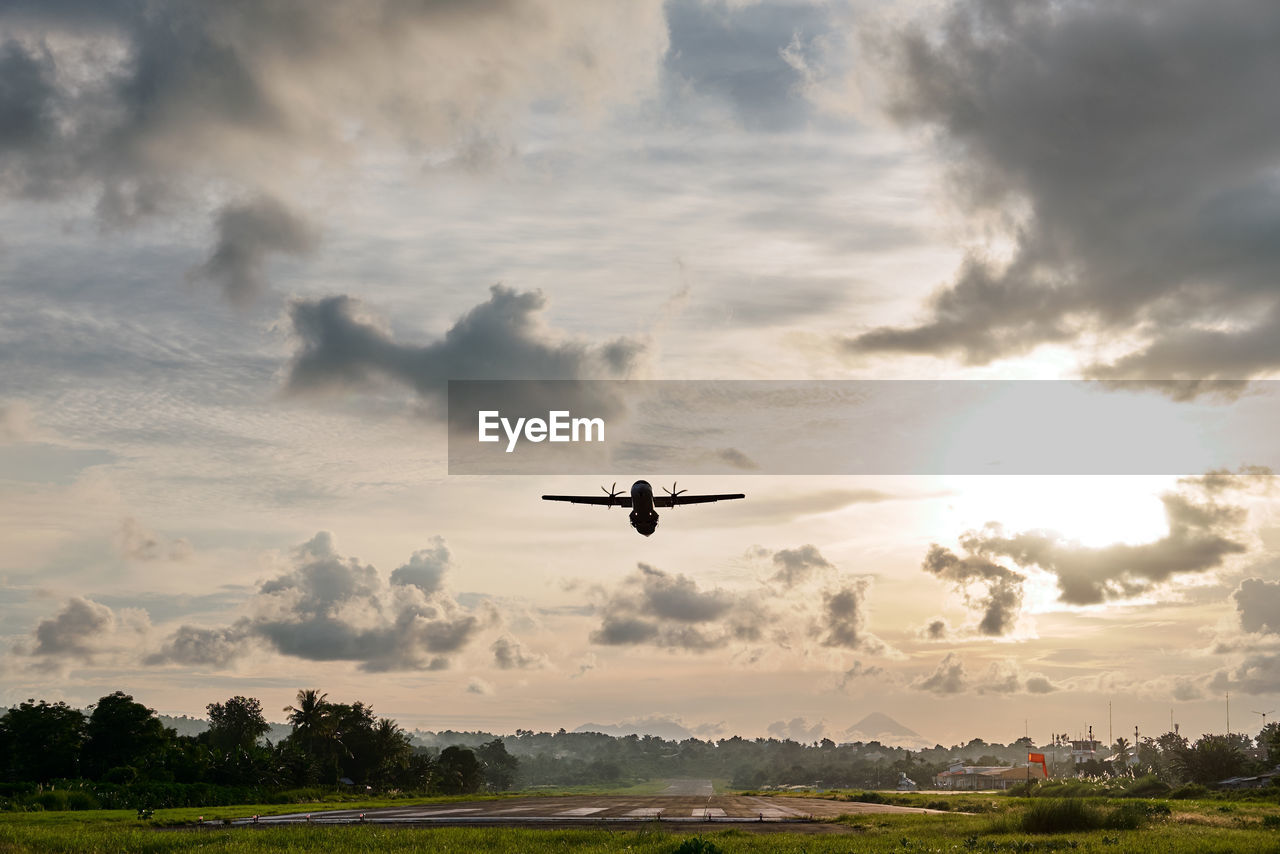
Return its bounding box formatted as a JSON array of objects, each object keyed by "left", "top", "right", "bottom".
[
  {"left": 1227, "top": 691, "right": 1231, "bottom": 736},
  {"left": 1109, "top": 702, "right": 1113, "bottom": 748}
]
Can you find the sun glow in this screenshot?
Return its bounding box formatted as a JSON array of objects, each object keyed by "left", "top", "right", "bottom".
[{"left": 936, "top": 475, "right": 1177, "bottom": 550}]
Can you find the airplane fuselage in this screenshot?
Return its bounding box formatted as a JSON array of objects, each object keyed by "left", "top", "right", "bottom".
[{"left": 629, "top": 479, "right": 659, "bottom": 536}]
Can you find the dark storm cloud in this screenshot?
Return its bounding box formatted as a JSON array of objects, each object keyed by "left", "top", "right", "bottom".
[
  {"left": 150, "top": 532, "right": 486, "bottom": 671},
  {"left": 770, "top": 543, "right": 833, "bottom": 587},
  {"left": 30, "top": 597, "right": 114, "bottom": 657},
  {"left": 284, "top": 285, "right": 644, "bottom": 414},
  {"left": 589, "top": 562, "right": 764, "bottom": 651},
  {"left": 850, "top": 0, "right": 1280, "bottom": 390},
  {"left": 923, "top": 618, "right": 950, "bottom": 640},
  {"left": 927, "top": 473, "right": 1256, "bottom": 610},
  {"left": 189, "top": 195, "right": 316, "bottom": 306},
  {"left": 1234, "top": 578, "right": 1280, "bottom": 635},
  {"left": 922, "top": 543, "right": 1024, "bottom": 636},
  {"left": 0, "top": 1, "right": 666, "bottom": 299}
]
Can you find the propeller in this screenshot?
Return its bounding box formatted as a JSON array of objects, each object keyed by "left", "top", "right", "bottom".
[
  {"left": 663, "top": 481, "right": 687, "bottom": 504},
  {"left": 601, "top": 482, "right": 623, "bottom": 507}
]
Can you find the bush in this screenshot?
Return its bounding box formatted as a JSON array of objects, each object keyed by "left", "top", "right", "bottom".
[
  {"left": 1018, "top": 798, "right": 1102, "bottom": 833},
  {"left": 64, "top": 791, "right": 100, "bottom": 811},
  {"left": 924, "top": 799, "right": 951, "bottom": 811},
  {"left": 1122, "top": 775, "right": 1170, "bottom": 798},
  {"left": 671, "top": 838, "right": 723, "bottom": 854},
  {"left": 1170, "top": 783, "right": 1209, "bottom": 800},
  {"left": 1007, "top": 798, "right": 1155, "bottom": 834}
]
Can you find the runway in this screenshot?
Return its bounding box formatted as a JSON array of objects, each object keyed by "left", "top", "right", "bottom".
[{"left": 210, "top": 780, "right": 948, "bottom": 829}]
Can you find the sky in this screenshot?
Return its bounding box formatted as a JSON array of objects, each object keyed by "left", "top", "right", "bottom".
[{"left": 3, "top": 0, "right": 1280, "bottom": 749}]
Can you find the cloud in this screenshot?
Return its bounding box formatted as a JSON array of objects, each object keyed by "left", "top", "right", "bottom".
[
  {"left": 466, "top": 677, "right": 494, "bottom": 696},
  {"left": 848, "top": 0, "right": 1280, "bottom": 391},
  {"left": 389, "top": 537, "right": 451, "bottom": 595},
  {"left": 922, "top": 618, "right": 950, "bottom": 641},
  {"left": 149, "top": 532, "right": 486, "bottom": 671},
  {"left": 915, "top": 652, "right": 967, "bottom": 695},
  {"left": 29, "top": 597, "right": 114, "bottom": 657},
  {"left": 836, "top": 660, "right": 887, "bottom": 689},
  {"left": 1235, "top": 577, "right": 1280, "bottom": 635},
  {"left": 119, "top": 517, "right": 192, "bottom": 562},
  {"left": 17, "top": 596, "right": 150, "bottom": 664},
  {"left": 589, "top": 562, "right": 766, "bottom": 652},
  {"left": 189, "top": 195, "right": 316, "bottom": 306},
  {"left": 0, "top": 1, "right": 668, "bottom": 300},
  {"left": 491, "top": 635, "right": 548, "bottom": 670},
  {"left": 914, "top": 653, "right": 1057, "bottom": 695},
  {"left": 0, "top": 400, "right": 35, "bottom": 443},
  {"left": 770, "top": 543, "right": 833, "bottom": 587},
  {"left": 767, "top": 716, "right": 827, "bottom": 743},
  {"left": 921, "top": 544, "right": 1024, "bottom": 636},
  {"left": 928, "top": 475, "right": 1253, "bottom": 609},
  {"left": 284, "top": 285, "right": 644, "bottom": 414},
  {"left": 814, "top": 576, "right": 886, "bottom": 653}
]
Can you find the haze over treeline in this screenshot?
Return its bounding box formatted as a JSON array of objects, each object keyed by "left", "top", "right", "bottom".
[{"left": 3, "top": 688, "right": 1278, "bottom": 811}]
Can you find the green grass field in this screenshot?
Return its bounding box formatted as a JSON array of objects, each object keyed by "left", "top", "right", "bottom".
[{"left": 2, "top": 793, "right": 1278, "bottom": 853}]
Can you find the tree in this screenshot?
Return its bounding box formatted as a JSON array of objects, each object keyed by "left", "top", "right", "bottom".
[
  {"left": 207, "top": 696, "right": 270, "bottom": 753},
  {"left": 475, "top": 738, "right": 519, "bottom": 790},
  {"left": 1176, "top": 735, "right": 1247, "bottom": 784},
  {"left": 0, "top": 700, "right": 85, "bottom": 782},
  {"left": 436, "top": 745, "right": 483, "bottom": 794},
  {"left": 283, "top": 688, "right": 335, "bottom": 778},
  {"left": 1260, "top": 721, "right": 1280, "bottom": 765},
  {"left": 82, "top": 691, "right": 168, "bottom": 779},
  {"left": 370, "top": 718, "right": 413, "bottom": 786},
  {"left": 1110, "top": 737, "right": 1132, "bottom": 776}
]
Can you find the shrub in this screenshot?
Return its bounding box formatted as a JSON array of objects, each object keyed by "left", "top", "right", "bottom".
[
  {"left": 1169, "top": 783, "right": 1209, "bottom": 800},
  {"left": 1018, "top": 798, "right": 1102, "bottom": 833},
  {"left": 1122, "top": 775, "right": 1170, "bottom": 798},
  {"left": 64, "top": 791, "right": 100, "bottom": 811},
  {"left": 924, "top": 799, "right": 951, "bottom": 811},
  {"left": 671, "top": 836, "right": 723, "bottom": 854}
]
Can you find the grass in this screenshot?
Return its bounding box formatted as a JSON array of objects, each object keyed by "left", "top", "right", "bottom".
[{"left": 2, "top": 792, "right": 1278, "bottom": 853}]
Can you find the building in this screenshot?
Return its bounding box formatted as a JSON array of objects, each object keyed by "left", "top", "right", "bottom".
[{"left": 934, "top": 762, "right": 1048, "bottom": 790}]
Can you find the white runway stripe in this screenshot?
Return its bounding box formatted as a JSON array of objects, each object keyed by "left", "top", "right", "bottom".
[
  {"left": 556, "top": 807, "right": 608, "bottom": 816},
  {"left": 625, "top": 808, "right": 664, "bottom": 817},
  {"left": 491, "top": 806, "right": 538, "bottom": 813},
  {"left": 414, "top": 808, "right": 484, "bottom": 816},
  {"left": 691, "top": 808, "right": 726, "bottom": 817}
]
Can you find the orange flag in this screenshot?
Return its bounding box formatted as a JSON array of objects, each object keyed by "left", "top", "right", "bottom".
[{"left": 1028, "top": 752, "right": 1048, "bottom": 778}]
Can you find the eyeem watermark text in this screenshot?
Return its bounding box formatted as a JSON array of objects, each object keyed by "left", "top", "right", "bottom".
[{"left": 478, "top": 410, "right": 605, "bottom": 453}]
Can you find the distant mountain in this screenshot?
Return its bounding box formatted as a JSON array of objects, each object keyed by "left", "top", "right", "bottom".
[
  {"left": 574, "top": 717, "right": 694, "bottom": 741},
  {"left": 844, "top": 712, "right": 928, "bottom": 747}
]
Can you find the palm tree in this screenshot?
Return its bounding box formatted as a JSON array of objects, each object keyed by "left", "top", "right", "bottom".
[
  {"left": 284, "top": 690, "right": 329, "bottom": 750},
  {"left": 1111, "top": 737, "right": 1132, "bottom": 776}
]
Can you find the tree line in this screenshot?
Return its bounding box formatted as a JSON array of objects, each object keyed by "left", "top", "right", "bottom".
[
  {"left": 0, "top": 690, "right": 516, "bottom": 806},
  {"left": 3, "top": 689, "right": 1278, "bottom": 809}
]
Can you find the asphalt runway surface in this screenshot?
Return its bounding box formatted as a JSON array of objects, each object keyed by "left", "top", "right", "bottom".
[{"left": 211, "top": 780, "right": 947, "bottom": 830}]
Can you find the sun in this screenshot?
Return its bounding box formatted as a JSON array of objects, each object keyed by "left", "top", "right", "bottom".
[{"left": 936, "top": 475, "right": 1177, "bottom": 549}]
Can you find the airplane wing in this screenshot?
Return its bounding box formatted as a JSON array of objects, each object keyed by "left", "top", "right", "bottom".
[
  {"left": 542, "top": 495, "right": 633, "bottom": 507},
  {"left": 654, "top": 493, "right": 745, "bottom": 508}
]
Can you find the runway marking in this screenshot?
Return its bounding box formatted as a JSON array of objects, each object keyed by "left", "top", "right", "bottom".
[
  {"left": 491, "top": 806, "right": 538, "bottom": 813},
  {"left": 556, "top": 807, "right": 608, "bottom": 816},
  {"left": 414, "top": 808, "right": 485, "bottom": 816},
  {"left": 626, "top": 808, "right": 664, "bottom": 817},
  {"left": 692, "top": 808, "right": 726, "bottom": 818}
]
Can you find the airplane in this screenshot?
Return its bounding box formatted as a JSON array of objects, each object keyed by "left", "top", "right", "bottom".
[{"left": 542, "top": 480, "right": 745, "bottom": 537}]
